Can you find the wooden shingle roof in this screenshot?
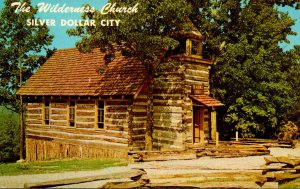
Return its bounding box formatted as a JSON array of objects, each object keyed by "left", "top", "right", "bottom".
[
  {"left": 190, "top": 95, "right": 224, "bottom": 107},
  {"left": 17, "top": 48, "right": 147, "bottom": 96}
]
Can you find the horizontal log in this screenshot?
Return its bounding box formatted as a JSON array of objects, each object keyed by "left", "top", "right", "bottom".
[
  {"left": 106, "top": 125, "right": 128, "bottom": 132},
  {"left": 153, "top": 88, "right": 184, "bottom": 94},
  {"left": 132, "top": 104, "right": 147, "bottom": 109},
  {"left": 51, "top": 103, "right": 67, "bottom": 108},
  {"left": 185, "top": 74, "right": 209, "bottom": 82},
  {"left": 106, "top": 113, "right": 127, "bottom": 119},
  {"left": 132, "top": 128, "right": 146, "bottom": 135},
  {"left": 153, "top": 113, "right": 182, "bottom": 121},
  {"left": 132, "top": 109, "right": 147, "bottom": 113},
  {"left": 76, "top": 111, "right": 95, "bottom": 117},
  {"left": 26, "top": 119, "right": 43, "bottom": 125},
  {"left": 153, "top": 94, "right": 182, "bottom": 100},
  {"left": 27, "top": 109, "right": 42, "bottom": 114},
  {"left": 131, "top": 140, "right": 146, "bottom": 147},
  {"left": 274, "top": 172, "right": 300, "bottom": 183},
  {"left": 153, "top": 99, "right": 182, "bottom": 106},
  {"left": 106, "top": 106, "right": 128, "bottom": 112},
  {"left": 101, "top": 180, "right": 145, "bottom": 189},
  {"left": 132, "top": 111, "right": 147, "bottom": 117},
  {"left": 26, "top": 103, "right": 42, "bottom": 108},
  {"left": 76, "top": 104, "right": 95, "bottom": 110},
  {"left": 26, "top": 124, "right": 43, "bottom": 127},
  {"left": 133, "top": 150, "right": 196, "bottom": 162},
  {"left": 185, "top": 69, "right": 209, "bottom": 77},
  {"left": 185, "top": 64, "right": 210, "bottom": 71},
  {"left": 26, "top": 114, "right": 42, "bottom": 120},
  {"left": 51, "top": 109, "right": 67, "bottom": 115},
  {"left": 24, "top": 169, "right": 145, "bottom": 188},
  {"left": 132, "top": 135, "right": 145, "bottom": 141},
  {"left": 153, "top": 120, "right": 182, "bottom": 127},
  {"left": 76, "top": 123, "right": 95, "bottom": 129},
  {"left": 153, "top": 106, "right": 182, "bottom": 113},
  {"left": 153, "top": 125, "right": 183, "bottom": 132},
  {"left": 106, "top": 101, "right": 131, "bottom": 106},
  {"left": 50, "top": 121, "right": 67, "bottom": 126},
  {"left": 50, "top": 115, "right": 67, "bottom": 120},
  {"left": 132, "top": 117, "right": 147, "bottom": 122},
  {"left": 132, "top": 123, "right": 146, "bottom": 129},
  {"left": 186, "top": 79, "right": 209, "bottom": 85},
  {"left": 106, "top": 120, "right": 127, "bottom": 126},
  {"left": 27, "top": 125, "right": 128, "bottom": 139},
  {"left": 76, "top": 117, "right": 95, "bottom": 123},
  {"left": 133, "top": 99, "right": 147, "bottom": 104},
  {"left": 27, "top": 129, "right": 128, "bottom": 144}
]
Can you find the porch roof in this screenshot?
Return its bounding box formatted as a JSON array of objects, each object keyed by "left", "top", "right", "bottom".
[{"left": 190, "top": 95, "right": 224, "bottom": 107}]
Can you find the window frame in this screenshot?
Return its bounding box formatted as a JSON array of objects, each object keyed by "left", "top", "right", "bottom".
[
  {"left": 186, "top": 39, "right": 202, "bottom": 56},
  {"left": 95, "top": 100, "right": 105, "bottom": 129},
  {"left": 68, "top": 101, "right": 76, "bottom": 127},
  {"left": 43, "top": 101, "right": 50, "bottom": 126}
]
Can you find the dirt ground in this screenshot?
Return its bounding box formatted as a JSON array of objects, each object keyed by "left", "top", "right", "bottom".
[{"left": 0, "top": 147, "right": 299, "bottom": 188}]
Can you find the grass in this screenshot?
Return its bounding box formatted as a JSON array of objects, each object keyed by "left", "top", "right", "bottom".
[
  {"left": 279, "top": 178, "right": 300, "bottom": 188},
  {"left": 0, "top": 159, "right": 128, "bottom": 176},
  {"left": 0, "top": 106, "right": 19, "bottom": 127}
]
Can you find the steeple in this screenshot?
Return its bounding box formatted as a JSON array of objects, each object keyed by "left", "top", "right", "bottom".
[{"left": 171, "top": 17, "right": 203, "bottom": 59}]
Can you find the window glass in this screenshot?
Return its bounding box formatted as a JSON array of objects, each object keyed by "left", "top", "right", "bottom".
[
  {"left": 98, "top": 101, "right": 104, "bottom": 129},
  {"left": 44, "top": 101, "right": 50, "bottom": 125},
  {"left": 191, "top": 40, "right": 199, "bottom": 55},
  {"left": 69, "top": 101, "right": 75, "bottom": 127}
]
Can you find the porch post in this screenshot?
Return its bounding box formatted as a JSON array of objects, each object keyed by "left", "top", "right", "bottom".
[{"left": 211, "top": 107, "right": 217, "bottom": 140}]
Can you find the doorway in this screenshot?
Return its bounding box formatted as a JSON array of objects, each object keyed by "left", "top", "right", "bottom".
[{"left": 193, "top": 106, "right": 204, "bottom": 143}]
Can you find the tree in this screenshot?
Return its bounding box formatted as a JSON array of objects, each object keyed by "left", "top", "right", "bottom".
[
  {"left": 0, "top": 0, "right": 53, "bottom": 160},
  {"left": 0, "top": 0, "right": 53, "bottom": 112},
  {"left": 285, "top": 46, "right": 300, "bottom": 126},
  {"left": 68, "top": 0, "right": 194, "bottom": 149},
  {"left": 69, "top": 0, "right": 300, "bottom": 139},
  {"left": 190, "top": 0, "right": 299, "bottom": 137}
]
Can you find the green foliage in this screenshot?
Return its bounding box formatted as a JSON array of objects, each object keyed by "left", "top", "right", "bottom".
[
  {"left": 194, "top": 0, "right": 299, "bottom": 137},
  {"left": 0, "top": 106, "right": 20, "bottom": 162},
  {"left": 154, "top": 61, "right": 182, "bottom": 88},
  {"left": 285, "top": 46, "right": 300, "bottom": 126},
  {"left": 0, "top": 159, "right": 127, "bottom": 176},
  {"left": 0, "top": 0, "right": 53, "bottom": 112},
  {"left": 69, "top": 0, "right": 300, "bottom": 138},
  {"left": 68, "top": 0, "right": 193, "bottom": 66}
]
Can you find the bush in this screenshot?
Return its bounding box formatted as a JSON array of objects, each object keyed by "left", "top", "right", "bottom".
[
  {"left": 278, "top": 121, "right": 300, "bottom": 142},
  {"left": 0, "top": 107, "right": 20, "bottom": 162}
]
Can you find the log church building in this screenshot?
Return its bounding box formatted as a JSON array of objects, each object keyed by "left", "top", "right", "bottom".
[{"left": 18, "top": 26, "right": 223, "bottom": 161}]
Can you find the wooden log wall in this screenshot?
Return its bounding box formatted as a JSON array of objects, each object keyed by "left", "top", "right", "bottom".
[
  {"left": 75, "top": 102, "right": 95, "bottom": 128},
  {"left": 184, "top": 63, "right": 210, "bottom": 95},
  {"left": 25, "top": 100, "right": 130, "bottom": 161},
  {"left": 130, "top": 93, "right": 147, "bottom": 151},
  {"left": 152, "top": 72, "right": 185, "bottom": 150},
  {"left": 50, "top": 102, "right": 68, "bottom": 127},
  {"left": 26, "top": 102, "right": 43, "bottom": 126},
  {"left": 183, "top": 62, "right": 211, "bottom": 144}
]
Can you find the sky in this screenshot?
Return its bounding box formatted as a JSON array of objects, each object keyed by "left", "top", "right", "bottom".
[
  {"left": 31, "top": 0, "right": 107, "bottom": 49},
  {"left": 1, "top": 0, "right": 299, "bottom": 50}
]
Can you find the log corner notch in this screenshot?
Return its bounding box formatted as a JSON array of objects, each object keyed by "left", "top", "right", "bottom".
[{"left": 256, "top": 155, "right": 300, "bottom": 187}]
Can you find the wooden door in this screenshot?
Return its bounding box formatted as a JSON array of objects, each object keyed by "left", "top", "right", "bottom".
[{"left": 193, "top": 106, "right": 204, "bottom": 143}]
